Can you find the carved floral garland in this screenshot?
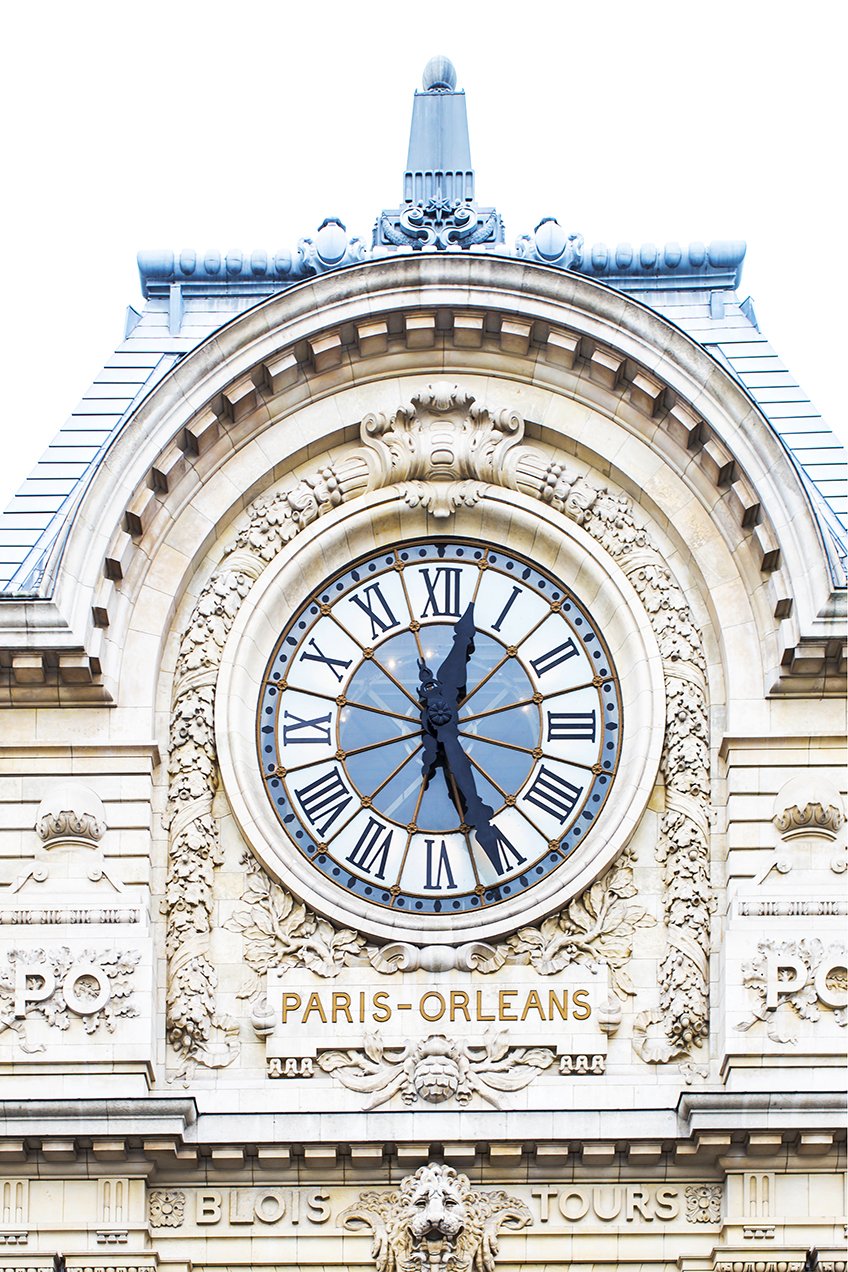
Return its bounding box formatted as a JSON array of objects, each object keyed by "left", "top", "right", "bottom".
[{"left": 165, "top": 384, "right": 711, "bottom": 1076}]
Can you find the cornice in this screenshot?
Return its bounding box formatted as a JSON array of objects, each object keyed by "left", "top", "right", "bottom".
[{"left": 0, "top": 257, "right": 842, "bottom": 699}]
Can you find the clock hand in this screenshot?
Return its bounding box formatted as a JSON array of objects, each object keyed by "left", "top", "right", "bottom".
[{"left": 417, "top": 605, "right": 517, "bottom": 873}]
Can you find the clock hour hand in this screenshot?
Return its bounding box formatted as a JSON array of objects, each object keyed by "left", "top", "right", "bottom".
[{"left": 417, "top": 603, "right": 477, "bottom": 785}]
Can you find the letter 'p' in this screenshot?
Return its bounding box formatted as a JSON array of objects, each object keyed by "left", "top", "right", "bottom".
[{"left": 281, "top": 992, "right": 302, "bottom": 1023}]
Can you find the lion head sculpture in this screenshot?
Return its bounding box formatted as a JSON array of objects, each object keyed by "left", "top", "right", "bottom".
[
  {"left": 341, "top": 1162, "right": 531, "bottom": 1272},
  {"left": 402, "top": 1162, "right": 468, "bottom": 1247}
]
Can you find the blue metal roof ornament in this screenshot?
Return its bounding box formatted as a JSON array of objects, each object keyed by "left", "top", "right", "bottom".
[{"left": 373, "top": 56, "right": 505, "bottom": 253}]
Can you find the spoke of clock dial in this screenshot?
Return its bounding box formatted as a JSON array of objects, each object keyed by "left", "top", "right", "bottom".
[
  {"left": 338, "top": 696, "right": 419, "bottom": 725},
  {"left": 391, "top": 769, "right": 430, "bottom": 893},
  {"left": 342, "top": 729, "right": 423, "bottom": 760},
  {"left": 457, "top": 650, "right": 510, "bottom": 710},
  {"left": 457, "top": 729, "right": 535, "bottom": 757},
  {"left": 362, "top": 741, "right": 424, "bottom": 802},
  {"left": 393, "top": 557, "right": 425, "bottom": 660}
]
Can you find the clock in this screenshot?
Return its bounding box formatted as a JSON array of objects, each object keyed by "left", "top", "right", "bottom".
[{"left": 256, "top": 538, "right": 622, "bottom": 918}]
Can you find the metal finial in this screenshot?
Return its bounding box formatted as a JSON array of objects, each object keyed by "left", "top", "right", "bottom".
[{"left": 422, "top": 55, "right": 457, "bottom": 93}]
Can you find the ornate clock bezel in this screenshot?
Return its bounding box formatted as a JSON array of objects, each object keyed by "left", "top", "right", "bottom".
[{"left": 216, "top": 488, "right": 666, "bottom": 946}]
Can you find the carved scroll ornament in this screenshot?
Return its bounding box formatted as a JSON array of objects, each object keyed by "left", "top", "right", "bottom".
[
  {"left": 340, "top": 1163, "right": 531, "bottom": 1272},
  {"left": 165, "top": 383, "right": 711, "bottom": 1077}
]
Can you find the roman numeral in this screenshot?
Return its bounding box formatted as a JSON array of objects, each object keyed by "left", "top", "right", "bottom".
[
  {"left": 348, "top": 583, "right": 400, "bottom": 639},
  {"left": 299, "top": 637, "right": 352, "bottom": 684},
  {"left": 546, "top": 711, "right": 596, "bottom": 742},
  {"left": 294, "top": 767, "right": 353, "bottom": 837},
  {"left": 420, "top": 566, "right": 462, "bottom": 618},
  {"left": 524, "top": 765, "right": 583, "bottom": 823},
  {"left": 530, "top": 636, "right": 578, "bottom": 677},
  {"left": 424, "top": 838, "right": 458, "bottom": 890},
  {"left": 282, "top": 710, "right": 332, "bottom": 745},
  {"left": 480, "top": 826, "right": 527, "bottom": 876},
  {"left": 346, "top": 816, "right": 394, "bottom": 879},
  {"left": 492, "top": 585, "right": 521, "bottom": 632}
]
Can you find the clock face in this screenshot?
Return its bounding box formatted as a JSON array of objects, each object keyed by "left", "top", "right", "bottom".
[{"left": 257, "top": 539, "right": 622, "bottom": 918}]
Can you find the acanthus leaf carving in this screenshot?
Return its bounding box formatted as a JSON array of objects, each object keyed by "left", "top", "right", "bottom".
[
  {"left": 499, "top": 845, "right": 654, "bottom": 997},
  {"left": 0, "top": 946, "right": 140, "bottom": 1052},
  {"left": 224, "top": 852, "right": 366, "bottom": 999},
  {"left": 340, "top": 1163, "right": 532, "bottom": 1272},
  {"left": 164, "top": 454, "right": 370, "bottom": 1079},
  {"left": 734, "top": 938, "right": 847, "bottom": 1041},
  {"left": 318, "top": 1030, "right": 555, "bottom": 1110}
]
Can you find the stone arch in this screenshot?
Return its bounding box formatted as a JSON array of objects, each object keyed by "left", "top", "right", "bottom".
[
  {"left": 45, "top": 258, "right": 833, "bottom": 708},
  {"left": 163, "top": 384, "right": 709, "bottom": 1081}
]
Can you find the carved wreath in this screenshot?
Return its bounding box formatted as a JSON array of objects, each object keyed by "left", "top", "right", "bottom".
[{"left": 165, "top": 383, "right": 710, "bottom": 1079}]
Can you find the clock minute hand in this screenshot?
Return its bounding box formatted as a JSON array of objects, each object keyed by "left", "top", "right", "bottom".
[
  {"left": 434, "top": 603, "right": 476, "bottom": 699},
  {"left": 417, "top": 605, "right": 515, "bottom": 874}
]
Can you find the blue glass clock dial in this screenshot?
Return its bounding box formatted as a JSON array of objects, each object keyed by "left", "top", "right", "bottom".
[{"left": 257, "top": 539, "right": 622, "bottom": 916}]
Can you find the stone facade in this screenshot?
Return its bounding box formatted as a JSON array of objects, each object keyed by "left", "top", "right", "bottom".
[{"left": 0, "top": 60, "right": 844, "bottom": 1272}]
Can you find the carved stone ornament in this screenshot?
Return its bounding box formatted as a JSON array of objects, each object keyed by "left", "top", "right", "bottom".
[
  {"left": 148, "top": 1189, "right": 185, "bottom": 1228},
  {"left": 734, "top": 938, "right": 847, "bottom": 1042},
  {"left": 36, "top": 783, "right": 106, "bottom": 846},
  {"left": 0, "top": 946, "right": 140, "bottom": 1053},
  {"left": 340, "top": 1163, "right": 531, "bottom": 1272},
  {"left": 684, "top": 1183, "right": 722, "bottom": 1223},
  {"left": 318, "top": 1030, "right": 555, "bottom": 1110},
  {"left": 166, "top": 382, "right": 711, "bottom": 1077}
]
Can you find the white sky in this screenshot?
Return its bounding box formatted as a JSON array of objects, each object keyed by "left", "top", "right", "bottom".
[{"left": 0, "top": 1, "right": 844, "bottom": 514}]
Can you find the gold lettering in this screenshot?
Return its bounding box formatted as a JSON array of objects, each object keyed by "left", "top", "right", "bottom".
[
  {"left": 302, "top": 992, "right": 327, "bottom": 1023},
  {"left": 420, "top": 991, "right": 446, "bottom": 1021},
  {"left": 548, "top": 989, "right": 569, "bottom": 1019},
  {"left": 373, "top": 991, "right": 391, "bottom": 1022},
  {"left": 197, "top": 1191, "right": 222, "bottom": 1224},
  {"left": 281, "top": 992, "right": 302, "bottom": 1023},
  {"left": 475, "top": 990, "right": 496, "bottom": 1021},
  {"left": 520, "top": 989, "right": 546, "bottom": 1021},
  {"left": 499, "top": 989, "right": 518, "bottom": 1020},
  {"left": 307, "top": 1190, "right": 332, "bottom": 1224},
  {"left": 359, "top": 991, "right": 366, "bottom": 1023},
  {"left": 331, "top": 992, "right": 352, "bottom": 1024},
  {"left": 655, "top": 1187, "right": 679, "bottom": 1220},
  {"left": 572, "top": 988, "right": 591, "bottom": 1019},
  {"left": 450, "top": 990, "right": 471, "bottom": 1022}
]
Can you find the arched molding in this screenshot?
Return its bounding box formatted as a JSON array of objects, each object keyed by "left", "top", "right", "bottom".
[
  {"left": 122, "top": 372, "right": 750, "bottom": 726},
  {"left": 34, "top": 256, "right": 838, "bottom": 705},
  {"left": 163, "top": 384, "right": 710, "bottom": 1081}
]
